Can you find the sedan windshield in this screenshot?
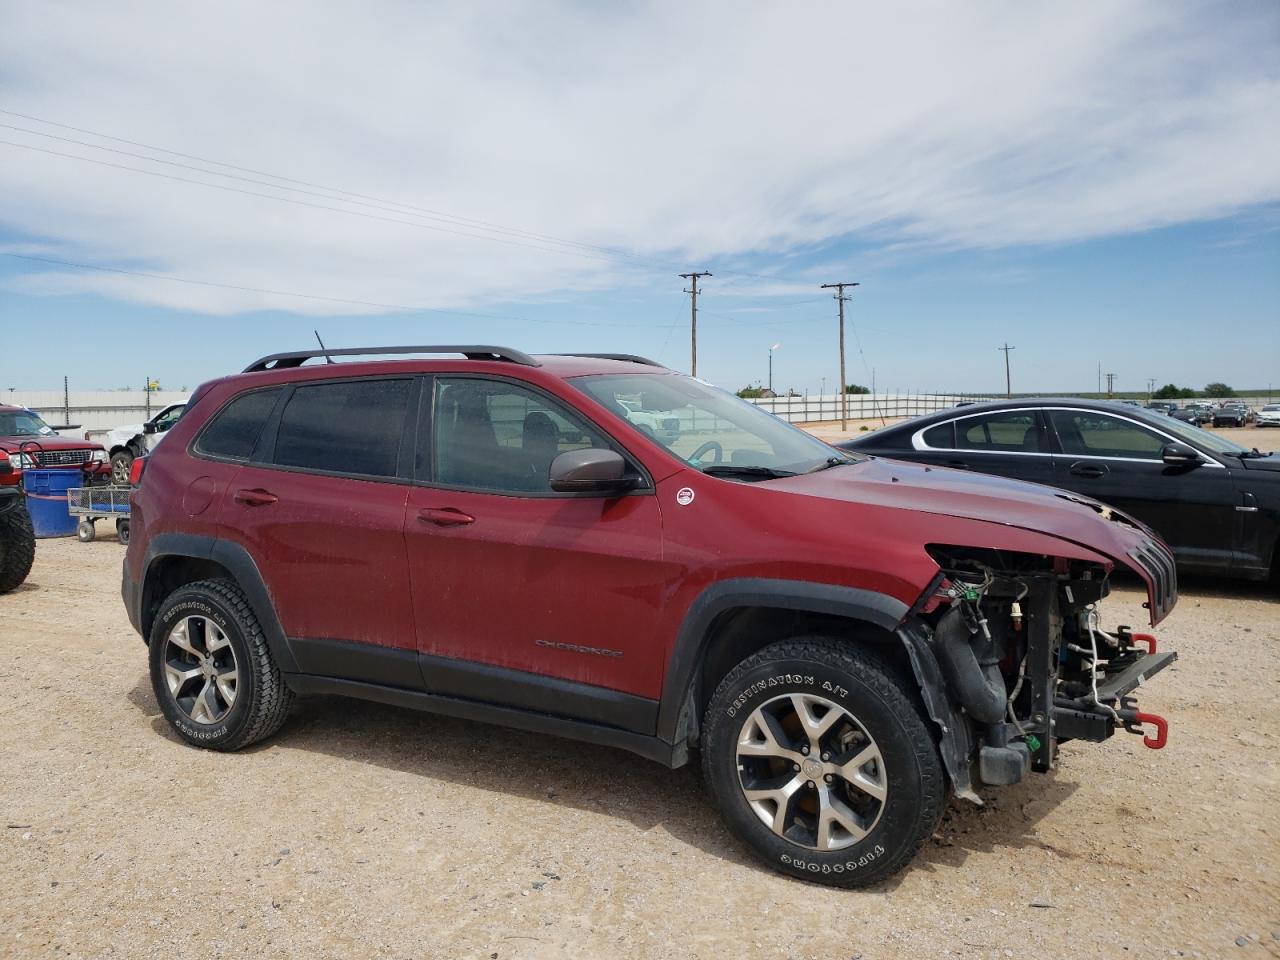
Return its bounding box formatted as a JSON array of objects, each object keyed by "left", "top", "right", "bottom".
[
  {"left": 572, "top": 373, "right": 854, "bottom": 476},
  {"left": 0, "top": 410, "right": 55, "bottom": 437}
]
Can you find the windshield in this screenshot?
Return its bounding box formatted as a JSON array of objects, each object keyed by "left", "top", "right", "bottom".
[
  {"left": 0, "top": 409, "right": 55, "bottom": 437},
  {"left": 572, "top": 373, "right": 851, "bottom": 475},
  {"left": 1154, "top": 414, "right": 1249, "bottom": 455}
]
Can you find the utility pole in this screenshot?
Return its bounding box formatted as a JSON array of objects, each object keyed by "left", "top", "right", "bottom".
[
  {"left": 679, "top": 272, "right": 711, "bottom": 377},
  {"left": 1105, "top": 372, "right": 1117, "bottom": 397},
  {"left": 768, "top": 342, "right": 781, "bottom": 394},
  {"left": 1097, "top": 362, "right": 1102, "bottom": 397},
  {"left": 1147, "top": 378, "right": 1156, "bottom": 399},
  {"left": 998, "top": 344, "right": 1015, "bottom": 398},
  {"left": 820, "top": 281, "right": 859, "bottom": 430}
]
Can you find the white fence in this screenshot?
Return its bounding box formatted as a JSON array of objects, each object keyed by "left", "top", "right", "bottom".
[
  {"left": 749, "top": 392, "right": 993, "bottom": 424},
  {"left": 6, "top": 390, "right": 193, "bottom": 437}
]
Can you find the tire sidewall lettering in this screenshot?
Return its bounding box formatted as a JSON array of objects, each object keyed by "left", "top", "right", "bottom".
[{"left": 151, "top": 589, "right": 249, "bottom": 746}]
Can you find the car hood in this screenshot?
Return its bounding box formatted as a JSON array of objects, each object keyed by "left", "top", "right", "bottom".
[
  {"left": 1238, "top": 453, "right": 1280, "bottom": 472},
  {"left": 105, "top": 424, "right": 144, "bottom": 446},
  {"left": 766, "top": 456, "right": 1173, "bottom": 621},
  {"left": 0, "top": 435, "right": 102, "bottom": 452}
]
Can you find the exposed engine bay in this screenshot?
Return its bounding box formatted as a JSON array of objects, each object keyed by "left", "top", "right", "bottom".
[{"left": 920, "top": 545, "right": 1177, "bottom": 792}]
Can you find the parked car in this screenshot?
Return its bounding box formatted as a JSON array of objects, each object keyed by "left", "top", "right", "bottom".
[
  {"left": 103, "top": 403, "right": 186, "bottom": 484},
  {"left": 123, "top": 345, "right": 1178, "bottom": 887},
  {"left": 1169, "top": 407, "right": 1200, "bottom": 425},
  {"left": 1256, "top": 403, "right": 1280, "bottom": 428},
  {"left": 1212, "top": 404, "right": 1249, "bottom": 428},
  {"left": 0, "top": 460, "right": 36, "bottom": 593},
  {"left": 1144, "top": 401, "right": 1177, "bottom": 414},
  {"left": 0, "top": 404, "right": 109, "bottom": 486},
  {"left": 839, "top": 398, "right": 1279, "bottom": 581}
]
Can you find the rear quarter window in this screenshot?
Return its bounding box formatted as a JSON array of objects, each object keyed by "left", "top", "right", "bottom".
[
  {"left": 920, "top": 422, "right": 954, "bottom": 448},
  {"left": 194, "top": 387, "right": 283, "bottom": 461},
  {"left": 272, "top": 378, "right": 411, "bottom": 478}
]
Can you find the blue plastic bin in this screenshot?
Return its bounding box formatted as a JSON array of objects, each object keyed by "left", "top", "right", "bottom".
[{"left": 23, "top": 469, "right": 80, "bottom": 538}]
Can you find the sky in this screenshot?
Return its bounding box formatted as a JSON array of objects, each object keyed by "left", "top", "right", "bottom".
[{"left": 1, "top": 1, "right": 1278, "bottom": 396}]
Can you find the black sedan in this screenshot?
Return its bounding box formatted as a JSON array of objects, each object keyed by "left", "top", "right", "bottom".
[{"left": 838, "top": 399, "right": 1279, "bottom": 582}]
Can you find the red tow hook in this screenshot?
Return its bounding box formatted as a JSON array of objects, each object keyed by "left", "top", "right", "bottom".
[
  {"left": 1119, "top": 696, "right": 1169, "bottom": 749},
  {"left": 1130, "top": 633, "right": 1158, "bottom": 654},
  {"left": 1133, "top": 712, "right": 1168, "bottom": 749}
]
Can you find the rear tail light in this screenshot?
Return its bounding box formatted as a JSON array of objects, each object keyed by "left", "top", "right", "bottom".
[{"left": 129, "top": 456, "right": 147, "bottom": 487}]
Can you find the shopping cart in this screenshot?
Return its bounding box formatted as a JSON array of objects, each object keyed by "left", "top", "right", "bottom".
[{"left": 66, "top": 486, "right": 133, "bottom": 544}]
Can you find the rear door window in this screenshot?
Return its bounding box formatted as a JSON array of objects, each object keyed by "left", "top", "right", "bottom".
[
  {"left": 954, "top": 411, "right": 1043, "bottom": 452},
  {"left": 272, "top": 379, "right": 412, "bottom": 478},
  {"left": 195, "top": 388, "right": 282, "bottom": 461}
]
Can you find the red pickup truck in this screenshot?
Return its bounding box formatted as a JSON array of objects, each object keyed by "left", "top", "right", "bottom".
[{"left": 0, "top": 405, "right": 110, "bottom": 486}]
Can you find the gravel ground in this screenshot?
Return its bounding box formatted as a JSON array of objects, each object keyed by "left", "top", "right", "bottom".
[{"left": 2, "top": 428, "right": 1278, "bottom": 959}]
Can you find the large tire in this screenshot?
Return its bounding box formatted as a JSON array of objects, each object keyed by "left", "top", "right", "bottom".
[
  {"left": 149, "top": 578, "right": 293, "bottom": 751},
  {"left": 0, "top": 498, "right": 36, "bottom": 594},
  {"left": 110, "top": 450, "right": 134, "bottom": 485},
  {"left": 702, "top": 638, "right": 945, "bottom": 887}
]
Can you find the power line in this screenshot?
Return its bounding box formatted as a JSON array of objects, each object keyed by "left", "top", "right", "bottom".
[
  {"left": 0, "top": 109, "right": 643, "bottom": 262},
  {"left": 0, "top": 251, "right": 640, "bottom": 327},
  {"left": 0, "top": 107, "right": 805, "bottom": 287},
  {"left": 0, "top": 138, "right": 633, "bottom": 265}
]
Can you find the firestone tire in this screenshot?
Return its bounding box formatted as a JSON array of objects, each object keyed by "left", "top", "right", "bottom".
[
  {"left": 701, "top": 638, "right": 946, "bottom": 888},
  {"left": 0, "top": 500, "right": 36, "bottom": 594},
  {"left": 149, "top": 578, "right": 294, "bottom": 751}
]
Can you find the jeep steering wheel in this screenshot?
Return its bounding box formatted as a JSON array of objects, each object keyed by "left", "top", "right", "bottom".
[{"left": 690, "top": 440, "right": 724, "bottom": 464}]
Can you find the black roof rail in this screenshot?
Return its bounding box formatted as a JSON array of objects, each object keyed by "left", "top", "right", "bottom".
[
  {"left": 242, "top": 345, "right": 539, "bottom": 373},
  {"left": 553, "top": 353, "right": 664, "bottom": 367}
]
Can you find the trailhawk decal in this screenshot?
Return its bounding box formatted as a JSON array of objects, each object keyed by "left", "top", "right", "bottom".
[
  {"left": 534, "top": 639, "right": 623, "bottom": 658},
  {"left": 675, "top": 487, "right": 695, "bottom": 506}
]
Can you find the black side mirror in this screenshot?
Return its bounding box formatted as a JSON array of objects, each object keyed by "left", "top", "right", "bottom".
[
  {"left": 143, "top": 421, "right": 158, "bottom": 435},
  {"left": 549, "top": 448, "right": 636, "bottom": 494},
  {"left": 1161, "top": 442, "right": 1202, "bottom": 467}
]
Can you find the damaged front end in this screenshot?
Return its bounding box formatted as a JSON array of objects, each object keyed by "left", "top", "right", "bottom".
[{"left": 900, "top": 541, "right": 1178, "bottom": 803}]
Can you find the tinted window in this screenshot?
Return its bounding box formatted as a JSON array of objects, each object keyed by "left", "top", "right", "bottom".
[
  {"left": 272, "top": 379, "right": 410, "bottom": 478},
  {"left": 954, "top": 412, "right": 1043, "bottom": 452},
  {"left": 920, "top": 422, "right": 954, "bottom": 448},
  {"left": 1050, "top": 410, "right": 1165, "bottom": 458},
  {"left": 432, "top": 378, "right": 615, "bottom": 493},
  {"left": 196, "top": 388, "right": 282, "bottom": 461}
]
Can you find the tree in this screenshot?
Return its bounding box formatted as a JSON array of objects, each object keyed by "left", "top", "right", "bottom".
[
  {"left": 1152, "top": 383, "right": 1187, "bottom": 399},
  {"left": 736, "top": 385, "right": 767, "bottom": 399},
  {"left": 1203, "top": 382, "right": 1235, "bottom": 398},
  {"left": 844, "top": 384, "right": 870, "bottom": 394}
]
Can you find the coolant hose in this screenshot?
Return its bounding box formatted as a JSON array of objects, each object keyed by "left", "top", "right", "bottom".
[{"left": 933, "top": 604, "right": 1007, "bottom": 724}]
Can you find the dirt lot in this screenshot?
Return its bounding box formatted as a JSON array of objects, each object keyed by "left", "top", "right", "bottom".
[{"left": 2, "top": 429, "right": 1278, "bottom": 959}]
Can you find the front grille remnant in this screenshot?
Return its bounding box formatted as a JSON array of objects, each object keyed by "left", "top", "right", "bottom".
[{"left": 1128, "top": 537, "right": 1177, "bottom": 622}]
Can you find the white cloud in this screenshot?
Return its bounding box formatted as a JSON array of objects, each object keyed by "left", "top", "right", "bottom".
[{"left": 0, "top": 0, "right": 1276, "bottom": 314}]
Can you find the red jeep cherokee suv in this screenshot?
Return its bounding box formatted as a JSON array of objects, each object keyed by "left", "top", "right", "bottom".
[{"left": 123, "top": 346, "right": 1177, "bottom": 886}]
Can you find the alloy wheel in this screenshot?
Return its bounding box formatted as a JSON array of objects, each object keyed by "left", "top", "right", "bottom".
[
  {"left": 163, "top": 616, "right": 238, "bottom": 724},
  {"left": 735, "top": 692, "right": 887, "bottom": 851}
]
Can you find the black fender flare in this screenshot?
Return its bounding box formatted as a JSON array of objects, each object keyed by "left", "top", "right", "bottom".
[
  {"left": 658, "top": 578, "right": 907, "bottom": 744},
  {"left": 657, "top": 578, "right": 974, "bottom": 796},
  {"left": 138, "top": 533, "right": 298, "bottom": 672}
]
